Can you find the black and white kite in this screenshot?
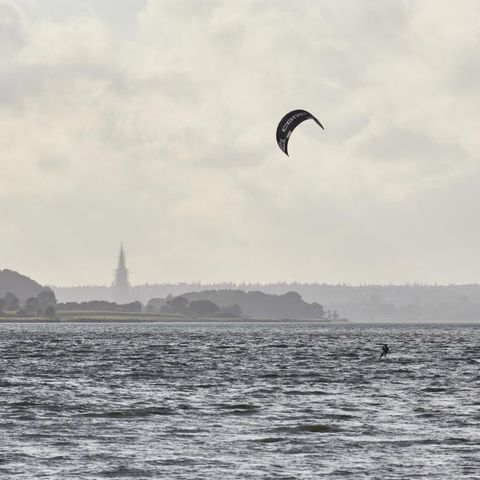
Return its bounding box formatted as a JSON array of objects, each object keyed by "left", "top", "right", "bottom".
[{"left": 276, "top": 109, "right": 324, "bottom": 156}]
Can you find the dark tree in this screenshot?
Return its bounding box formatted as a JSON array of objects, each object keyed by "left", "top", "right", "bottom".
[
  {"left": 4, "top": 292, "right": 19, "bottom": 312},
  {"left": 167, "top": 296, "right": 189, "bottom": 314},
  {"left": 25, "top": 297, "right": 40, "bottom": 315},
  {"left": 45, "top": 305, "right": 56, "bottom": 318},
  {"left": 120, "top": 301, "right": 143, "bottom": 313},
  {"left": 37, "top": 289, "right": 57, "bottom": 314},
  {"left": 145, "top": 298, "right": 165, "bottom": 313},
  {"left": 310, "top": 302, "right": 325, "bottom": 318},
  {"left": 187, "top": 300, "right": 220, "bottom": 318}
]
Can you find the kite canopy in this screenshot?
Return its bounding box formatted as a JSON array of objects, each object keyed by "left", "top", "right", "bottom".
[{"left": 276, "top": 109, "right": 324, "bottom": 155}]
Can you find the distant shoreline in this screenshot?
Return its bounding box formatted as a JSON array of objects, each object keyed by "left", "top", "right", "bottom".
[
  {"left": 2, "top": 318, "right": 479, "bottom": 324},
  {"left": 0, "top": 317, "right": 342, "bottom": 324}
]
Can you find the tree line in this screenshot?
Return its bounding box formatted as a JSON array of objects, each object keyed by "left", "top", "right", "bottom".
[
  {"left": 0, "top": 289, "right": 57, "bottom": 317},
  {"left": 146, "top": 295, "right": 243, "bottom": 318},
  {"left": 57, "top": 300, "right": 143, "bottom": 313}
]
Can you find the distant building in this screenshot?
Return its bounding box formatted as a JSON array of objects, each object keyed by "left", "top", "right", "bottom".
[{"left": 113, "top": 244, "right": 131, "bottom": 304}]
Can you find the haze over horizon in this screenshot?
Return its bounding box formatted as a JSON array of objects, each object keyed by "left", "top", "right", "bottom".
[{"left": 1, "top": 0, "right": 480, "bottom": 286}]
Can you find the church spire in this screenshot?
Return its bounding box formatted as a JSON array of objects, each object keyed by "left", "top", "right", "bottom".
[
  {"left": 114, "top": 243, "right": 131, "bottom": 304},
  {"left": 118, "top": 243, "right": 126, "bottom": 269}
]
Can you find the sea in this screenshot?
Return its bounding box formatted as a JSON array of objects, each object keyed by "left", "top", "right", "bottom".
[{"left": 0, "top": 321, "right": 479, "bottom": 479}]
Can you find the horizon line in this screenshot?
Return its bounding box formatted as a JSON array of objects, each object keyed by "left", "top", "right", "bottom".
[{"left": 47, "top": 281, "right": 480, "bottom": 289}]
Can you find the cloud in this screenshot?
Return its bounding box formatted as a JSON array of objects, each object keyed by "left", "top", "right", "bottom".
[
  {"left": 1, "top": 0, "right": 480, "bottom": 284},
  {"left": 0, "top": 0, "right": 26, "bottom": 48}
]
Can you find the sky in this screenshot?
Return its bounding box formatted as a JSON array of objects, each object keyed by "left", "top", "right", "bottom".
[{"left": 1, "top": 0, "right": 480, "bottom": 286}]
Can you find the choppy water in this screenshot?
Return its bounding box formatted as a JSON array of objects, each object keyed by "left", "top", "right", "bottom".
[{"left": 0, "top": 322, "right": 479, "bottom": 479}]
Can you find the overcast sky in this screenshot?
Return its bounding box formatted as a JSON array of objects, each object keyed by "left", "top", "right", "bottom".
[{"left": 1, "top": 0, "right": 480, "bottom": 286}]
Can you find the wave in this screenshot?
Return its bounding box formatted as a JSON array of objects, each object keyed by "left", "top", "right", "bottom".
[
  {"left": 218, "top": 403, "right": 260, "bottom": 415},
  {"left": 271, "top": 423, "right": 339, "bottom": 434},
  {"left": 99, "top": 465, "right": 154, "bottom": 478},
  {"left": 80, "top": 406, "right": 175, "bottom": 418}
]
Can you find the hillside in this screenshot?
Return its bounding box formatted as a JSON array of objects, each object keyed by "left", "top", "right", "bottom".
[
  {"left": 0, "top": 269, "right": 45, "bottom": 302},
  {"left": 182, "top": 290, "right": 327, "bottom": 320}
]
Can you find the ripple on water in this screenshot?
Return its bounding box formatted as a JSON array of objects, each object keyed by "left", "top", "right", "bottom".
[
  {"left": 0, "top": 322, "right": 479, "bottom": 479},
  {"left": 80, "top": 406, "right": 176, "bottom": 418}
]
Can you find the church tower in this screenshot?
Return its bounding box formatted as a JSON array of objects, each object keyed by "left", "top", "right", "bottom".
[{"left": 113, "top": 244, "right": 131, "bottom": 304}]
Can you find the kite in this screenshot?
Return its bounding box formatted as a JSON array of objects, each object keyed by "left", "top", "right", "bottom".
[{"left": 276, "top": 109, "right": 324, "bottom": 155}]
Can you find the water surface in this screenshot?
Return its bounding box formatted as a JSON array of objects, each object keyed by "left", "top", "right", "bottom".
[{"left": 0, "top": 322, "right": 479, "bottom": 479}]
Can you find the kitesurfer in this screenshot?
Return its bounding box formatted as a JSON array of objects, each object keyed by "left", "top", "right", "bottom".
[{"left": 380, "top": 344, "right": 389, "bottom": 359}]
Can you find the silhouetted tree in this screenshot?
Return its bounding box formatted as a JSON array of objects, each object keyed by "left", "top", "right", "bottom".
[
  {"left": 120, "top": 301, "right": 142, "bottom": 313},
  {"left": 145, "top": 298, "right": 165, "bottom": 313},
  {"left": 187, "top": 300, "right": 220, "bottom": 318},
  {"left": 25, "top": 297, "right": 40, "bottom": 315},
  {"left": 45, "top": 305, "right": 56, "bottom": 318},
  {"left": 166, "top": 296, "right": 189, "bottom": 314},
  {"left": 4, "top": 292, "right": 19, "bottom": 312},
  {"left": 37, "top": 289, "right": 56, "bottom": 314},
  {"left": 309, "top": 302, "right": 323, "bottom": 314}
]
